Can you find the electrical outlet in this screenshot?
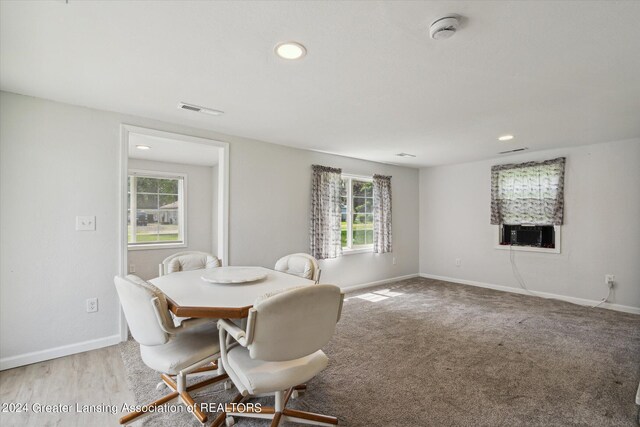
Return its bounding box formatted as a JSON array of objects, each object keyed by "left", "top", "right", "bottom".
[
  {"left": 129, "top": 264, "right": 136, "bottom": 273},
  {"left": 86, "top": 298, "right": 98, "bottom": 313},
  {"left": 605, "top": 274, "right": 615, "bottom": 288},
  {"left": 76, "top": 216, "right": 96, "bottom": 231},
  {"left": 392, "top": 257, "right": 397, "bottom": 265},
  {"left": 455, "top": 258, "right": 461, "bottom": 267}
]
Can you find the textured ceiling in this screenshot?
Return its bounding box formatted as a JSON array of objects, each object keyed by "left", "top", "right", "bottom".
[{"left": 2, "top": 1, "right": 639, "bottom": 167}]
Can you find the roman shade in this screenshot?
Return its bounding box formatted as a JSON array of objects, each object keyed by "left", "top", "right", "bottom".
[{"left": 490, "top": 157, "right": 566, "bottom": 225}]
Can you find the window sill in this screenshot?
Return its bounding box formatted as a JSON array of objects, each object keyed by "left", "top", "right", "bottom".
[
  {"left": 128, "top": 242, "right": 187, "bottom": 251},
  {"left": 342, "top": 247, "right": 373, "bottom": 256},
  {"left": 494, "top": 245, "right": 560, "bottom": 254}
]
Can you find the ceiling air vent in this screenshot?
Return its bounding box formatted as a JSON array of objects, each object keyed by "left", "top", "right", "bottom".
[
  {"left": 498, "top": 147, "right": 529, "bottom": 155},
  {"left": 178, "top": 102, "right": 224, "bottom": 116},
  {"left": 396, "top": 153, "right": 417, "bottom": 158}
]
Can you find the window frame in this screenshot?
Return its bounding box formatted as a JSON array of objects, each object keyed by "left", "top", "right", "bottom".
[
  {"left": 341, "top": 174, "right": 374, "bottom": 254},
  {"left": 127, "top": 169, "right": 188, "bottom": 251}
]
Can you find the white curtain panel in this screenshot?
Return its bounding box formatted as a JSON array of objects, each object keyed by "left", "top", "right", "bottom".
[
  {"left": 310, "top": 165, "right": 343, "bottom": 260},
  {"left": 490, "top": 157, "right": 566, "bottom": 225},
  {"left": 373, "top": 174, "right": 392, "bottom": 253}
]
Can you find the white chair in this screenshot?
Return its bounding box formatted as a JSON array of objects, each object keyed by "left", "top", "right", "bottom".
[
  {"left": 214, "top": 285, "right": 344, "bottom": 427},
  {"left": 114, "top": 275, "right": 228, "bottom": 425},
  {"left": 159, "top": 251, "right": 221, "bottom": 277},
  {"left": 274, "top": 253, "right": 321, "bottom": 283}
]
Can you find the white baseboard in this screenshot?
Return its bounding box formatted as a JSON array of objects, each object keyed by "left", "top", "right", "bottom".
[
  {"left": 0, "top": 334, "right": 122, "bottom": 371},
  {"left": 419, "top": 273, "right": 640, "bottom": 315},
  {"left": 341, "top": 273, "right": 419, "bottom": 293}
]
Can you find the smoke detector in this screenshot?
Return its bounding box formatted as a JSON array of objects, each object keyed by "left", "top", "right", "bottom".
[{"left": 429, "top": 15, "right": 460, "bottom": 40}]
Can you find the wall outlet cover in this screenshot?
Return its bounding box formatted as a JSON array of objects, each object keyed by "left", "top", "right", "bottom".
[
  {"left": 86, "top": 298, "right": 98, "bottom": 313},
  {"left": 76, "top": 216, "right": 96, "bottom": 231}
]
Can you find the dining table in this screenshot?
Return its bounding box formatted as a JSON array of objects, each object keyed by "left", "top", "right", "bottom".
[{"left": 149, "top": 266, "right": 316, "bottom": 319}]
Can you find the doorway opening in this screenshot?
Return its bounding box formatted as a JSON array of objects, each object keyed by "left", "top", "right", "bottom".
[{"left": 118, "top": 125, "right": 229, "bottom": 340}]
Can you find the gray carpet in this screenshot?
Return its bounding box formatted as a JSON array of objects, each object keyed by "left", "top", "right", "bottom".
[{"left": 119, "top": 277, "right": 640, "bottom": 426}]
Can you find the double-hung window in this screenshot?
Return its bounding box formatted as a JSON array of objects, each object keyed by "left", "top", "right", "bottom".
[
  {"left": 128, "top": 170, "right": 186, "bottom": 249},
  {"left": 340, "top": 175, "right": 374, "bottom": 251}
]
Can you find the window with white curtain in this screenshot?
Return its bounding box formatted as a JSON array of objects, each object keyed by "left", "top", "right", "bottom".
[
  {"left": 491, "top": 157, "right": 565, "bottom": 252},
  {"left": 311, "top": 166, "right": 392, "bottom": 257}
]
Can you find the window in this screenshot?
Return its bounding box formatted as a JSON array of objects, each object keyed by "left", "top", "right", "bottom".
[
  {"left": 491, "top": 157, "right": 565, "bottom": 253},
  {"left": 340, "top": 176, "right": 373, "bottom": 251},
  {"left": 128, "top": 171, "right": 185, "bottom": 248}
]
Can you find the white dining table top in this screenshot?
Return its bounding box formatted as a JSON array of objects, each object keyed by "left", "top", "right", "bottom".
[{"left": 150, "top": 266, "right": 315, "bottom": 318}]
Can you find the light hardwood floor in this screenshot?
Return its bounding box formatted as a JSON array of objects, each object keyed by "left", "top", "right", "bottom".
[{"left": 0, "top": 345, "right": 134, "bottom": 427}]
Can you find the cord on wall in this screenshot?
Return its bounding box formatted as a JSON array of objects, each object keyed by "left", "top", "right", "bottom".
[
  {"left": 590, "top": 288, "right": 612, "bottom": 308},
  {"left": 509, "top": 244, "right": 611, "bottom": 308},
  {"left": 509, "top": 244, "right": 538, "bottom": 297}
]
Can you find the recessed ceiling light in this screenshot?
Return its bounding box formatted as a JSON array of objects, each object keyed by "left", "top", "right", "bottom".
[
  {"left": 275, "top": 42, "right": 307, "bottom": 60},
  {"left": 136, "top": 145, "right": 151, "bottom": 150},
  {"left": 178, "top": 102, "right": 224, "bottom": 116},
  {"left": 396, "top": 153, "right": 417, "bottom": 158},
  {"left": 498, "top": 134, "right": 515, "bottom": 141}
]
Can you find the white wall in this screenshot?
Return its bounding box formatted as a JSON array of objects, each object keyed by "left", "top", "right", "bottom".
[
  {"left": 127, "top": 158, "right": 216, "bottom": 281},
  {"left": 0, "top": 91, "right": 419, "bottom": 368},
  {"left": 228, "top": 138, "right": 419, "bottom": 287},
  {"left": 419, "top": 139, "right": 640, "bottom": 311}
]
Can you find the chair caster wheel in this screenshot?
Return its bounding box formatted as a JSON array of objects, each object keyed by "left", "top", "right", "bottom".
[
  {"left": 223, "top": 380, "right": 233, "bottom": 390},
  {"left": 156, "top": 381, "right": 167, "bottom": 391},
  {"left": 225, "top": 416, "right": 235, "bottom": 426}
]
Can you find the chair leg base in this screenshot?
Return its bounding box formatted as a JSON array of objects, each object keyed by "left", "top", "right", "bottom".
[
  {"left": 220, "top": 387, "right": 338, "bottom": 427},
  {"left": 119, "top": 372, "right": 228, "bottom": 425},
  {"left": 210, "top": 393, "right": 246, "bottom": 427},
  {"left": 292, "top": 383, "right": 307, "bottom": 398}
]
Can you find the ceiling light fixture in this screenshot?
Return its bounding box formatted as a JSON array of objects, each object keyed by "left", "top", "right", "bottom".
[
  {"left": 498, "top": 134, "right": 515, "bottom": 141},
  {"left": 396, "top": 153, "right": 417, "bottom": 158},
  {"left": 136, "top": 145, "right": 151, "bottom": 150},
  {"left": 178, "top": 102, "right": 224, "bottom": 116},
  {"left": 275, "top": 42, "right": 307, "bottom": 60}
]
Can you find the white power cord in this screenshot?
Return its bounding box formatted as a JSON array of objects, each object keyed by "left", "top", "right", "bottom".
[
  {"left": 591, "top": 286, "right": 612, "bottom": 308},
  {"left": 509, "top": 244, "right": 538, "bottom": 297},
  {"left": 510, "top": 244, "right": 612, "bottom": 309}
]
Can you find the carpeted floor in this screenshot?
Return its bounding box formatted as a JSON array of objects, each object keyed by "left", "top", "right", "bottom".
[{"left": 119, "top": 277, "right": 640, "bottom": 426}]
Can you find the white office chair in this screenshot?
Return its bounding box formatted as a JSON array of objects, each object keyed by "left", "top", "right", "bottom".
[
  {"left": 114, "top": 275, "right": 228, "bottom": 425},
  {"left": 274, "top": 253, "right": 321, "bottom": 283},
  {"left": 213, "top": 285, "right": 344, "bottom": 427},
  {"left": 159, "top": 251, "right": 221, "bottom": 276}
]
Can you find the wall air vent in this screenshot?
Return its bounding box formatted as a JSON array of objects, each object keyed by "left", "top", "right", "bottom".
[
  {"left": 180, "top": 104, "right": 200, "bottom": 112},
  {"left": 498, "top": 147, "right": 529, "bottom": 155},
  {"left": 178, "top": 102, "right": 224, "bottom": 116}
]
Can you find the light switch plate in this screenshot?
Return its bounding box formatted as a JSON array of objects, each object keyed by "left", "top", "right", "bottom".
[{"left": 76, "top": 216, "right": 96, "bottom": 231}]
